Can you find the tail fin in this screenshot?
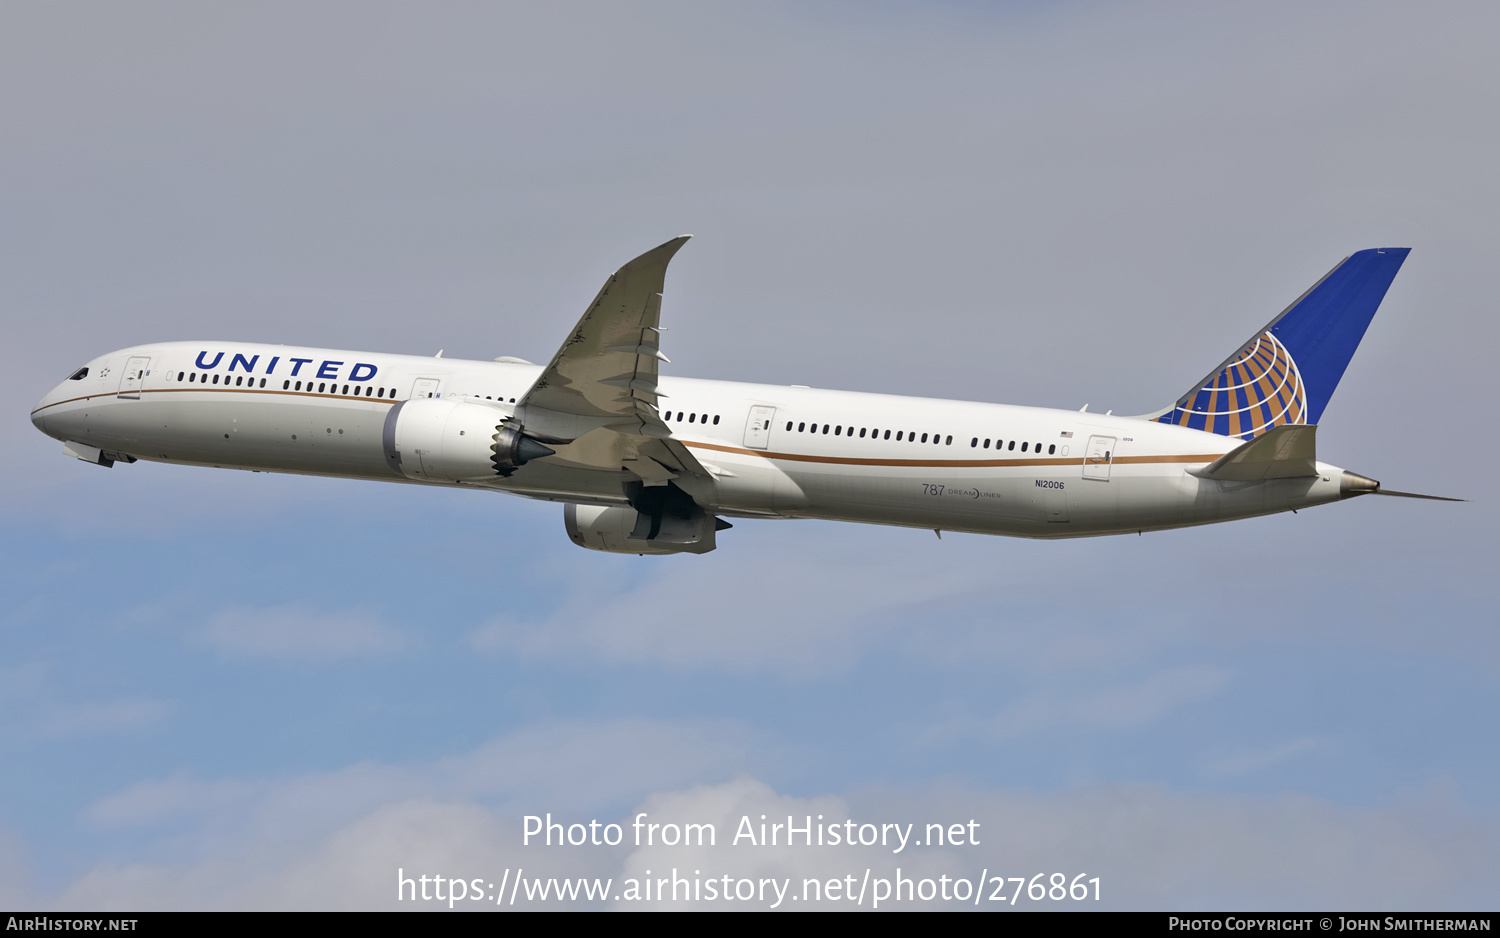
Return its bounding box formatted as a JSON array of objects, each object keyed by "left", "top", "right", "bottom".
[{"left": 1150, "top": 248, "right": 1410, "bottom": 439}]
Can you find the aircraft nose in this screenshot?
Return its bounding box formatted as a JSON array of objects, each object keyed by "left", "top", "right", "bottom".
[{"left": 31, "top": 386, "right": 62, "bottom": 437}]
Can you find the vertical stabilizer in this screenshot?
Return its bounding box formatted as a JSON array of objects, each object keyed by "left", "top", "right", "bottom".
[{"left": 1152, "top": 248, "right": 1409, "bottom": 439}]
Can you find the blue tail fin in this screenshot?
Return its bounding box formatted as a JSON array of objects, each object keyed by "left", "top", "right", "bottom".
[{"left": 1153, "top": 248, "right": 1410, "bottom": 439}]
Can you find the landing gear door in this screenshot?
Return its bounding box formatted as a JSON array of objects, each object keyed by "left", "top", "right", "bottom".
[
  {"left": 743, "top": 405, "right": 777, "bottom": 450},
  {"left": 1083, "top": 435, "right": 1115, "bottom": 481},
  {"left": 117, "top": 356, "right": 151, "bottom": 400}
]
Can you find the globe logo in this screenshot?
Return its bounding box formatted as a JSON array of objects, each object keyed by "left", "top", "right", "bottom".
[{"left": 1158, "top": 332, "right": 1307, "bottom": 439}]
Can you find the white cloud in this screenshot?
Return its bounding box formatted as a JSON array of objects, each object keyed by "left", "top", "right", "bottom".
[
  {"left": 72, "top": 718, "right": 753, "bottom": 849},
  {"left": 84, "top": 776, "right": 259, "bottom": 830},
  {"left": 39, "top": 697, "right": 174, "bottom": 738},
  {"left": 196, "top": 606, "right": 402, "bottom": 662},
  {"left": 0, "top": 830, "right": 36, "bottom": 908},
  {"left": 923, "top": 666, "right": 1231, "bottom": 743},
  {"left": 470, "top": 536, "right": 975, "bottom": 672},
  {"left": 0, "top": 664, "right": 173, "bottom": 740},
  {"left": 37, "top": 773, "right": 1500, "bottom": 911},
  {"left": 53, "top": 719, "right": 753, "bottom": 910},
  {"left": 1203, "top": 736, "right": 1322, "bottom": 777}
]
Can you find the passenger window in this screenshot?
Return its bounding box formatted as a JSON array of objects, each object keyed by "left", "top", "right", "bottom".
[
  {"left": 983, "top": 439, "right": 990, "bottom": 449},
  {"left": 1048, "top": 444, "right": 1056, "bottom": 455},
  {"left": 713, "top": 415, "right": 720, "bottom": 425},
  {"left": 896, "top": 431, "right": 903, "bottom": 441},
  {"left": 176, "top": 371, "right": 184, "bottom": 381},
  {"left": 821, "top": 424, "right": 829, "bottom": 434},
  {"left": 1021, "top": 442, "right": 1028, "bottom": 452},
  {"left": 785, "top": 421, "right": 792, "bottom": 431},
  {"left": 861, "top": 428, "right": 868, "bottom": 438},
  {"left": 212, "top": 374, "right": 220, "bottom": 385},
  {"left": 945, "top": 435, "right": 952, "bottom": 445},
  {"left": 798, "top": 422, "right": 806, "bottom": 432},
  {"left": 921, "top": 433, "right": 928, "bottom": 443},
  {"left": 883, "top": 430, "right": 890, "bottom": 440},
  {"left": 1008, "top": 440, "right": 1015, "bottom": 451},
  {"left": 688, "top": 413, "right": 696, "bottom": 423},
  {"left": 319, "top": 383, "right": 327, "bottom": 393},
  {"left": 834, "top": 426, "right": 841, "bottom": 436},
  {"left": 283, "top": 380, "right": 290, "bottom": 390},
  {"left": 342, "top": 384, "right": 350, "bottom": 395}
]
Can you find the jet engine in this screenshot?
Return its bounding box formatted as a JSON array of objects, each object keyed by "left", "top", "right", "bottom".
[
  {"left": 383, "top": 398, "right": 554, "bottom": 483},
  {"left": 563, "top": 499, "right": 727, "bottom": 555}
]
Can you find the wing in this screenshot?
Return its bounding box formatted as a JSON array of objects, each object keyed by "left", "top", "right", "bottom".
[{"left": 511, "top": 235, "right": 710, "bottom": 489}]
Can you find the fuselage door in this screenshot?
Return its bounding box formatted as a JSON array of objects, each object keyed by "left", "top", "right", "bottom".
[
  {"left": 412, "top": 377, "right": 441, "bottom": 400},
  {"left": 743, "top": 405, "right": 777, "bottom": 450},
  {"left": 1083, "top": 435, "right": 1115, "bottom": 481},
  {"left": 117, "top": 356, "right": 151, "bottom": 400}
]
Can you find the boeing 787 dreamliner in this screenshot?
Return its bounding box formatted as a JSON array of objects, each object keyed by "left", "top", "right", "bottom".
[{"left": 30, "top": 237, "right": 1455, "bottom": 554}]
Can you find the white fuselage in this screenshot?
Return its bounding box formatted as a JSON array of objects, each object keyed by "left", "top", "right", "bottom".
[{"left": 30, "top": 341, "right": 1350, "bottom": 538}]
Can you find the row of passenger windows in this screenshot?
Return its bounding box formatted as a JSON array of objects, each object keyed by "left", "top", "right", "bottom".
[
  {"left": 786, "top": 421, "right": 954, "bottom": 446},
  {"left": 782, "top": 420, "right": 1059, "bottom": 454},
  {"left": 166, "top": 374, "right": 1067, "bottom": 454},
  {"left": 281, "top": 379, "right": 391, "bottom": 397},
  {"left": 179, "top": 371, "right": 270, "bottom": 389},
  {"left": 664, "top": 410, "right": 720, "bottom": 425},
  {"left": 972, "top": 437, "right": 1057, "bottom": 455},
  {"left": 176, "top": 370, "right": 399, "bottom": 399}
]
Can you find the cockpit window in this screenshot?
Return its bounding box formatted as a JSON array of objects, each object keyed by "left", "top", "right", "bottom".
[{"left": 68, "top": 367, "right": 88, "bottom": 380}]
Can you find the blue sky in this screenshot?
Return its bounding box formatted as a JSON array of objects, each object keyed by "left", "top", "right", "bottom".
[{"left": 2, "top": 1, "right": 1496, "bottom": 910}]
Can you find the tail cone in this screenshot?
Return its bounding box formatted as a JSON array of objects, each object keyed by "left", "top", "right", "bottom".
[{"left": 1340, "top": 471, "right": 1381, "bottom": 498}]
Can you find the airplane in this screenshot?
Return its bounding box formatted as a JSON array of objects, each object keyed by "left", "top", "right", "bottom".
[{"left": 29, "top": 237, "right": 1458, "bottom": 554}]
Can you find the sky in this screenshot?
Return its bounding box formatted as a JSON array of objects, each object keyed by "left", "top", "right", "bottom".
[{"left": 1, "top": 0, "right": 1497, "bottom": 911}]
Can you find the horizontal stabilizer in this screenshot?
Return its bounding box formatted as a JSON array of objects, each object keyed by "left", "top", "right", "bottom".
[{"left": 1189, "top": 424, "right": 1317, "bottom": 481}]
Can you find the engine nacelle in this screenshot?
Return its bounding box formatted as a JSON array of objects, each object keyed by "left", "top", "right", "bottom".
[
  {"left": 383, "top": 398, "right": 553, "bottom": 482},
  {"left": 563, "top": 503, "right": 720, "bottom": 555}
]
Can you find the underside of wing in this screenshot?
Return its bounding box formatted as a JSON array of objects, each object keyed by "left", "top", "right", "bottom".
[{"left": 508, "top": 235, "right": 712, "bottom": 490}]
